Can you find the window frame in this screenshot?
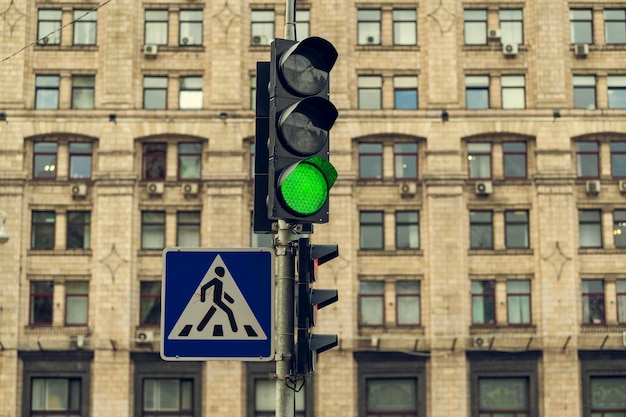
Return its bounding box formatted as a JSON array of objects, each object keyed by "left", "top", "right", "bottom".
[
  {"left": 396, "top": 280, "right": 421, "bottom": 326},
  {"left": 31, "top": 210, "right": 56, "bottom": 250},
  {"left": 471, "top": 280, "right": 496, "bottom": 326},
  {"left": 360, "top": 211, "right": 384, "bottom": 250},
  {"left": 143, "top": 76, "right": 168, "bottom": 110},
  {"left": 499, "top": 9, "right": 524, "bottom": 45},
  {"left": 611, "top": 141, "right": 626, "bottom": 178},
  {"left": 30, "top": 280, "right": 54, "bottom": 326},
  {"left": 395, "top": 210, "right": 419, "bottom": 250},
  {"left": 573, "top": 75, "right": 597, "bottom": 110},
  {"left": 464, "top": 9, "right": 488, "bottom": 45},
  {"left": 37, "top": 9, "right": 62, "bottom": 45},
  {"left": 359, "top": 280, "right": 385, "bottom": 326},
  {"left": 501, "top": 75, "right": 525, "bottom": 110},
  {"left": 73, "top": 9, "right": 97, "bottom": 45},
  {"left": 141, "top": 211, "right": 166, "bottom": 250},
  {"left": 581, "top": 352, "right": 626, "bottom": 417},
  {"left": 144, "top": 9, "right": 169, "bottom": 45},
  {"left": 576, "top": 141, "right": 600, "bottom": 179},
  {"left": 69, "top": 142, "right": 93, "bottom": 180},
  {"left": 392, "top": 9, "right": 417, "bottom": 46},
  {"left": 357, "top": 9, "right": 382, "bottom": 45},
  {"left": 466, "top": 75, "right": 490, "bottom": 110},
  {"left": 504, "top": 210, "right": 529, "bottom": 249},
  {"left": 143, "top": 142, "right": 167, "bottom": 181},
  {"left": 358, "top": 143, "right": 383, "bottom": 180},
  {"left": 176, "top": 211, "right": 201, "bottom": 247},
  {"left": 71, "top": 75, "right": 95, "bottom": 110},
  {"left": 295, "top": 9, "right": 310, "bottom": 41},
  {"left": 579, "top": 209, "right": 603, "bottom": 249},
  {"left": 470, "top": 210, "right": 493, "bottom": 249},
  {"left": 614, "top": 210, "right": 626, "bottom": 248},
  {"left": 570, "top": 8, "right": 593, "bottom": 44},
  {"left": 251, "top": 9, "right": 275, "bottom": 46},
  {"left": 507, "top": 280, "right": 531, "bottom": 325},
  {"left": 35, "top": 74, "right": 61, "bottom": 110},
  {"left": 33, "top": 141, "right": 58, "bottom": 180},
  {"left": 607, "top": 76, "right": 626, "bottom": 109},
  {"left": 358, "top": 75, "right": 383, "bottom": 110},
  {"left": 66, "top": 211, "right": 91, "bottom": 250},
  {"left": 393, "top": 142, "right": 418, "bottom": 179},
  {"left": 178, "top": 142, "right": 202, "bottom": 180},
  {"left": 65, "top": 281, "right": 89, "bottom": 326},
  {"left": 582, "top": 279, "right": 605, "bottom": 325},
  {"left": 140, "top": 281, "right": 162, "bottom": 327},
  {"left": 393, "top": 76, "right": 419, "bottom": 110},
  {"left": 179, "top": 9, "right": 203, "bottom": 46},
  {"left": 617, "top": 280, "right": 626, "bottom": 324},
  {"left": 605, "top": 9, "right": 626, "bottom": 45},
  {"left": 503, "top": 141, "right": 527, "bottom": 179}
]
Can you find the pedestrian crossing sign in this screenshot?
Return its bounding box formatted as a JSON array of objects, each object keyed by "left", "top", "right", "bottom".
[{"left": 161, "top": 248, "right": 274, "bottom": 361}]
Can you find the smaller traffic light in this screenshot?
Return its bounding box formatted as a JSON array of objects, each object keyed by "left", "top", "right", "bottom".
[
  {"left": 268, "top": 37, "right": 338, "bottom": 224},
  {"left": 295, "top": 238, "right": 339, "bottom": 375},
  {"left": 253, "top": 61, "right": 273, "bottom": 234}
]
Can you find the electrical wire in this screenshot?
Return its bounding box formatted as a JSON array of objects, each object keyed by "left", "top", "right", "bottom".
[{"left": 1, "top": 0, "right": 114, "bottom": 64}]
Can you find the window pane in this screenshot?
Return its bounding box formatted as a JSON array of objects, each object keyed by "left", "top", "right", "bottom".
[
  {"left": 30, "top": 281, "right": 54, "bottom": 325},
  {"left": 74, "top": 9, "right": 97, "bottom": 45},
  {"left": 579, "top": 210, "right": 602, "bottom": 248},
  {"left": 142, "top": 212, "right": 165, "bottom": 249},
  {"left": 145, "top": 10, "right": 168, "bottom": 45},
  {"left": 396, "top": 211, "right": 419, "bottom": 249},
  {"left": 360, "top": 212, "right": 383, "bottom": 249},
  {"left": 614, "top": 210, "right": 626, "bottom": 248},
  {"left": 397, "top": 281, "right": 420, "bottom": 325},
  {"left": 66, "top": 280, "right": 88, "bottom": 325},
  {"left": 570, "top": 9, "right": 593, "bottom": 44},
  {"left": 31, "top": 211, "right": 55, "bottom": 249},
  {"left": 177, "top": 211, "right": 201, "bottom": 246},
  {"left": 360, "top": 281, "right": 383, "bottom": 325},
  {"left": 69, "top": 142, "right": 93, "bottom": 179},
  {"left": 393, "top": 10, "right": 417, "bottom": 45},
  {"left": 358, "top": 10, "right": 381, "bottom": 45},
  {"left": 367, "top": 379, "right": 416, "bottom": 411},
  {"left": 464, "top": 10, "right": 487, "bottom": 45},
  {"left": 179, "top": 142, "right": 202, "bottom": 179},
  {"left": 141, "top": 282, "right": 161, "bottom": 325},
  {"left": 359, "top": 143, "right": 383, "bottom": 179},
  {"left": 394, "top": 143, "right": 418, "bottom": 178},
  {"left": 591, "top": 377, "right": 626, "bottom": 409},
  {"left": 479, "top": 378, "right": 528, "bottom": 410},
  {"left": 180, "top": 10, "right": 203, "bottom": 45}
]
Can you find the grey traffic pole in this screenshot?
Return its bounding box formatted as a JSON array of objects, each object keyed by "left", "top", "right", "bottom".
[{"left": 275, "top": 219, "right": 296, "bottom": 417}]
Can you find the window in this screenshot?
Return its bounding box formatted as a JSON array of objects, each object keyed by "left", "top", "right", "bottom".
[
  {"left": 358, "top": 9, "right": 381, "bottom": 45},
  {"left": 250, "top": 75, "right": 257, "bottom": 110},
  {"left": 394, "top": 143, "right": 418, "bottom": 179},
  {"left": 500, "top": 9, "right": 523, "bottom": 45},
  {"left": 295, "top": 10, "right": 310, "bottom": 40},
  {"left": 356, "top": 352, "right": 426, "bottom": 417},
  {"left": 179, "top": 10, "right": 202, "bottom": 46},
  {"left": 464, "top": 10, "right": 487, "bottom": 45},
  {"left": 393, "top": 9, "right": 417, "bottom": 45},
  {"left": 73, "top": 9, "right": 97, "bottom": 45},
  {"left": 360, "top": 211, "right": 384, "bottom": 250},
  {"left": 611, "top": 142, "right": 626, "bottom": 178},
  {"left": 133, "top": 353, "right": 201, "bottom": 417},
  {"left": 574, "top": 141, "right": 598, "bottom": 179},
  {"left": 31, "top": 211, "right": 55, "bottom": 250},
  {"left": 507, "top": 280, "right": 531, "bottom": 325},
  {"left": 468, "top": 142, "right": 491, "bottom": 179},
  {"left": 608, "top": 76, "right": 626, "bottom": 109},
  {"left": 30, "top": 281, "right": 53, "bottom": 325},
  {"left": 141, "top": 211, "right": 165, "bottom": 250},
  {"left": 71, "top": 75, "right": 95, "bottom": 109},
  {"left": 359, "top": 281, "right": 384, "bottom": 326},
  {"left": 67, "top": 211, "right": 91, "bottom": 249},
  {"left": 22, "top": 352, "right": 93, "bottom": 417},
  {"left": 579, "top": 210, "right": 602, "bottom": 248},
  {"left": 573, "top": 75, "right": 596, "bottom": 109},
  {"left": 470, "top": 211, "right": 493, "bottom": 249},
  {"left": 177, "top": 211, "right": 200, "bottom": 246},
  {"left": 140, "top": 281, "right": 161, "bottom": 326},
  {"left": 605, "top": 9, "right": 626, "bottom": 44},
  {"left": 478, "top": 377, "right": 529, "bottom": 416},
  {"left": 394, "top": 76, "right": 418, "bottom": 109},
  {"left": 35, "top": 75, "right": 60, "bottom": 109},
  {"left": 358, "top": 75, "right": 382, "bottom": 110},
  {"left": 143, "top": 76, "right": 168, "bottom": 110},
  {"left": 472, "top": 280, "right": 495, "bottom": 325},
  {"left": 614, "top": 210, "right": 626, "bottom": 248},
  {"left": 251, "top": 10, "right": 274, "bottom": 45},
  {"left": 571, "top": 9, "right": 593, "bottom": 44},
  {"left": 253, "top": 378, "right": 305, "bottom": 417},
  {"left": 466, "top": 75, "right": 489, "bottom": 109},
  {"left": 505, "top": 210, "right": 529, "bottom": 249},
  {"left": 33, "top": 142, "right": 57, "bottom": 179},
  {"left": 396, "top": 281, "right": 420, "bottom": 326},
  {"left": 366, "top": 378, "right": 418, "bottom": 416},
  {"left": 65, "top": 281, "right": 88, "bottom": 325},
  {"left": 589, "top": 377, "right": 626, "bottom": 416},
  {"left": 145, "top": 9, "right": 168, "bottom": 45},
  {"left": 576, "top": 142, "right": 599, "bottom": 178},
  {"left": 396, "top": 211, "right": 419, "bottom": 249},
  {"left": 503, "top": 142, "right": 527, "bottom": 179},
  {"left": 501, "top": 75, "right": 525, "bottom": 109},
  {"left": 582, "top": 279, "right": 605, "bottom": 324},
  {"left": 143, "top": 143, "right": 166, "bottom": 180},
  {"left": 618, "top": 280, "right": 626, "bottom": 323},
  {"left": 179, "top": 76, "right": 203, "bottom": 110},
  {"left": 178, "top": 142, "right": 201, "bottom": 179},
  {"left": 69, "top": 142, "right": 93, "bottom": 179},
  {"left": 37, "top": 9, "right": 61, "bottom": 45},
  {"left": 359, "top": 143, "right": 383, "bottom": 179}
]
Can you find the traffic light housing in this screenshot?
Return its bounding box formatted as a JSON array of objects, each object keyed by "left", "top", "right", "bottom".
[
  {"left": 253, "top": 61, "right": 273, "bottom": 234},
  {"left": 295, "top": 238, "right": 339, "bottom": 375},
  {"left": 268, "top": 37, "right": 338, "bottom": 224}
]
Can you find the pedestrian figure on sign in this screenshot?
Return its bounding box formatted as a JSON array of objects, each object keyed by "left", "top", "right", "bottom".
[{"left": 197, "top": 266, "right": 238, "bottom": 334}]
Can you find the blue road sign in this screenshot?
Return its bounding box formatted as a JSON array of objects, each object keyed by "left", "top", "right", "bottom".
[{"left": 161, "top": 248, "right": 274, "bottom": 361}]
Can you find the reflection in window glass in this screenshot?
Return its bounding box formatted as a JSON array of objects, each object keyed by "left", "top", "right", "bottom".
[
  {"left": 394, "top": 143, "right": 418, "bottom": 179},
  {"left": 614, "top": 210, "right": 626, "bottom": 248},
  {"left": 33, "top": 142, "right": 57, "bottom": 179},
  {"left": 178, "top": 142, "right": 202, "bottom": 179},
  {"left": 140, "top": 282, "right": 162, "bottom": 326},
  {"left": 143, "top": 143, "right": 166, "bottom": 180}
]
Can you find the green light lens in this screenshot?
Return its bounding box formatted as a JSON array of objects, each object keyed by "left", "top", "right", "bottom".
[{"left": 279, "top": 161, "right": 329, "bottom": 216}]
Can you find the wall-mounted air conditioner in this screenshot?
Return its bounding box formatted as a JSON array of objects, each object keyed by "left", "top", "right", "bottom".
[
  {"left": 399, "top": 182, "right": 417, "bottom": 196},
  {"left": 182, "top": 183, "right": 199, "bottom": 196},
  {"left": 70, "top": 183, "right": 87, "bottom": 198},
  {"left": 474, "top": 181, "right": 493, "bottom": 195},
  {"left": 147, "top": 182, "right": 164, "bottom": 195},
  {"left": 488, "top": 28, "right": 501, "bottom": 40},
  {"left": 619, "top": 180, "right": 626, "bottom": 193},
  {"left": 142, "top": 44, "right": 158, "bottom": 56},
  {"left": 136, "top": 330, "right": 154, "bottom": 343},
  {"left": 586, "top": 180, "right": 601, "bottom": 194},
  {"left": 503, "top": 43, "right": 518, "bottom": 56},
  {"left": 574, "top": 43, "right": 589, "bottom": 58},
  {"left": 252, "top": 35, "right": 268, "bottom": 46}
]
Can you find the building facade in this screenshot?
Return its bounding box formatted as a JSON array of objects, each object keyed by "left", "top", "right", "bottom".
[{"left": 1, "top": 0, "right": 626, "bottom": 416}]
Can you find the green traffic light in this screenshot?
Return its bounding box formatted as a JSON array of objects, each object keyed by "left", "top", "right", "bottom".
[{"left": 278, "top": 157, "right": 337, "bottom": 216}]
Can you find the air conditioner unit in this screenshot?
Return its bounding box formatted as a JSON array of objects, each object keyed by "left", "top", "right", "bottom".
[
  {"left": 142, "top": 44, "right": 158, "bottom": 56},
  {"left": 586, "top": 180, "right": 601, "bottom": 194},
  {"left": 488, "top": 28, "right": 501, "bottom": 40},
  {"left": 252, "top": 35, "right": 268, "bottom": 46},
  {"left": 147, "top": 182, "right": 164, "bottom": 195},
  {"left": 574, "top": 43, "right": 589, "bottom": 58},
  {"left": 619, "top": 180, "right": 626, "bottom": 193},
  {"left": 399, "top": 182, "right": 417, "bottom": 196},
  {"left": 503, "top": 43, "right": 518, "bottom": 56},
  {"left": 70, "top": 183, "right": 87, "bottom": 198},
  {"left": 473, "top": 336, "right": 490, "bottom": 348},
  {"left": 475, "top": 181, "right": 493, "bottom": 195},
  {"left": 136, "top": 330, "right": 154, "bottom": 343},
  {"left": 181, "top": 36, "right": 194, "bottom": 45},
  {"left": 622, "top": 331, "right": 626, "bottom": 347},
  {"left": 182, "top": 183, "right": 199, "bottom": 196}
]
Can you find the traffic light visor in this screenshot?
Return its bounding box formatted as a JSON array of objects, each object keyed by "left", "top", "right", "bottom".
[
  {"left": 279, "top": 37, "right": 338, "bottom": 96},
  {"left": 278, "top": 97, "right": 338, "bottom": 156},
  {"left": 278, "top": 157, "right": 337, "bottom": 217}
]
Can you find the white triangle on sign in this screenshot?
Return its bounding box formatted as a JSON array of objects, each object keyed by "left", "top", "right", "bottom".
[{"left": 168, "top": 255, "right": 267, "bottom": 340}]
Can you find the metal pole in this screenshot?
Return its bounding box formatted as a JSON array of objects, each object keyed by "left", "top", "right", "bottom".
[
  {"left": 275, "top": 219, "right": 295, "bottom": 417},
  {"left": 276, "top": 2, "right": 297, "bottom": 416}
]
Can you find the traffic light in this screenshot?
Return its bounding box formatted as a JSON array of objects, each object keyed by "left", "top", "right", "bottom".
[
  {"left": 267, "top": 37, "right": 338, "bottom": 224},
  {"left": 295, "top": 238, "right": 339, "bottom": 375},
  {"left": 253, "top": 61, "right": 273, "bottom": 234}
]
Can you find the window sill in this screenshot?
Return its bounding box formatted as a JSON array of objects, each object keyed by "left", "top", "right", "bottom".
[
  {"left": 470, "top": 325, "right": 536, "bottom": 335},
  {"left": 578, "top": 248, "right": 626, "bottom": 254},
  {"left": 469, "top": 249, "right": 533, "bottom": 256},
  {"left": 579, "top": 324, "right": 626, "bottom": 332},
  {"left": 27, "top": 249, "right": 93, "bottom": 256},
  {"left": 24, "top": 326, "right": 90, "bottom": 336},
  {"left": 138, "top": 250, "right": 164, "bottom": 257},
  {"left": 358, "top": 249, "right": 423, "bottom": 256},
  {"left": 356, "top": 45, "right": 420, "bottom": 52},
  {"left": 34, "top": 45, "right": 98, "bottom": 52}
]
